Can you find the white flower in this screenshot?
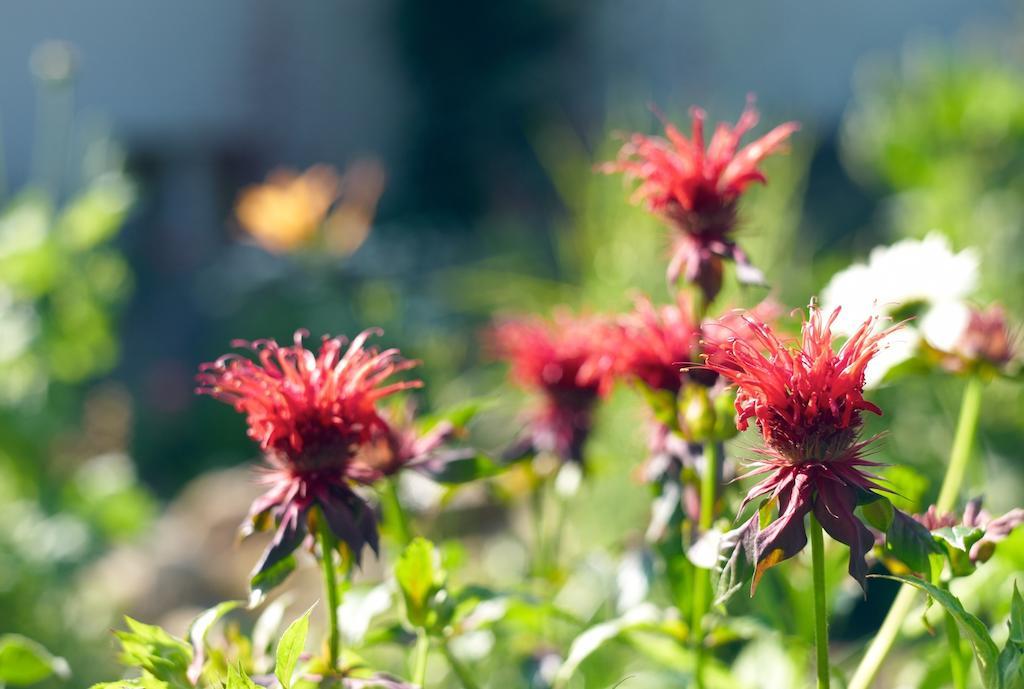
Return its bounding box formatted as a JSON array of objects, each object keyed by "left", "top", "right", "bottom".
[
  {"left": 919, "top": 301, "right": 972, "bottom": 353},
  {"left": 821, "top": 232, "right": 979, "bottom": 386}
]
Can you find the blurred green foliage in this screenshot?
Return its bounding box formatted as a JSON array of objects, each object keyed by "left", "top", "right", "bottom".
[{"left": 0, "top": 46, "right": 154, "bottom": 688}]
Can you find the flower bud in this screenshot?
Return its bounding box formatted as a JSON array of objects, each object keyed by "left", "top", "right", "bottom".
[
  {"left": 711, "top": 387, "right": 740, "bottom": 440},
  {"left": 678, "top": 385, "right": 715, "bottom": 442}
]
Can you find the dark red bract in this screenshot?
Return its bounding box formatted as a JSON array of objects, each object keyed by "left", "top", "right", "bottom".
[
  {"left": 196, "top": 329, "right": 421, "bottom": 569},
  {"left": 603, "top": 99, "right": 798, "bottom": 301},
  {"left": 491, "top": 313, "right": 616, "bottom": 464},
  {"left": 703, "top": 305, "right": 894, "bottom": 592}
]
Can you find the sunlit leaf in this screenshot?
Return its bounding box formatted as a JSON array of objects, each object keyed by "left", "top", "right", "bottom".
[
  {"left": 395, "top": 537, "right": 446, "bottom": 628},
  {"left": 0, "top": 635, "right": 69, "bottom": 686},
  {"left": 226, "top": 664, "right": 259, "bottom": 689},
  {"left": 999, "top": 583, "right": 1024, "bottom": 689},
  {"left": 115, "top": 618, "right": 192, "bottom": 689},
  {"left": 186, "top": 600, "right": 243, "bottom": 684},
  {"left": 553, "top": 604, "right": 676, "bottom": 687},
  {"left": 276, "top": 604, "right": 315, "bottom": 689},
  {"left": 339, "top": 584, "right": 394, "bottom": 645},
  {"left": 250, "top": 554, "right": 297, "bottom": 608},
  {"left": 55, "top": 178, "right": 133, "bottom": 250},
  {"left": 859, "top": 494, "right": 895, "bottom": 532},
  {"left": 932, "top": 525, "right": 985, "bottom": 577}
]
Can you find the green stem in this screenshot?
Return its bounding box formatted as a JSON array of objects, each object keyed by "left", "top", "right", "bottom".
[
  {"left": 441, "top": 642, "right": 481, "bottom": 689},
  {"left": 810, "top": 514, "right": 830, "bottom": 689},
  {"left": 848, "top": 376, "right": 984, "bottom": 689},
  {"left": 413, "top": 629, "right": 430, "bottom": 687},
  {"left": 317, "top": 522, "right": 343, "bottom": 671},
  {"left": 692, "top": 441, "right": 719, "bottom": 689},
  {"left": 848, "top": 584, "right": 916, "bottom": 689},
  {"left": 383, "top": 477, "right": 413, "bottom": 546},
  {"left": 531, "top": 476, "right": 550, "bottom": 577},
  {"left": 550, "top": 486, "right": 568, "bottom": 572},
  {"left": 936, "top": 376, "right": 983, "bottom": 513}
]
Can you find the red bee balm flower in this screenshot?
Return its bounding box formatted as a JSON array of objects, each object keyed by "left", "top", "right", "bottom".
[
  {"left": 196, "top": 329, "right": 421, "bottom": 579},
  {"left": 491, "top": 313, "right": 616, "bottom": 464},
  {"left": 616, "top": 293, "right": 701, "bottom": 394},
  {"left": 604, "top": 99, "right": 798, "bottom": 302},
  {"left": 703, "top": 304, "right": 894, "bottom": 592}
]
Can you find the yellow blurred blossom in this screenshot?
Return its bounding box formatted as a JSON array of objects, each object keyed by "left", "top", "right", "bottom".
[
  {"left": 234, "top": 160, "right": 385, "bottom": 256},
  {"left": 234, "top": 165, "right": 341, "bottom": 253}
]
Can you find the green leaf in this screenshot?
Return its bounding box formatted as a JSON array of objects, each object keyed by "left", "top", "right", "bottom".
[
  {"left": 226, "top": 664, "right": 260, "bottom": 689},
  {"left": 1000, "top": 583, "right": 1024, "bottom": 689},
  {"left": 395, "top": 538, "right": 446, "bottom": 628},
  {"left": 187, "top": 600, "right": 243, "bottom": 684},
  {"left": 276, "top": 605, "right": 315, "bottom": 689},
  {"left": 250, "top": 554, "right": 297, "bottom": 608},
  {"left": 932, "top": 526, "right": 986, "bottom": 577},
  {"left": 0, "top": 635, "right": 69, "bottom": 686},
  {"left": 883, "top": 511, "right": 943, "bottom": 575},
  {"left": 418, "top": 399, "right": 491, "bottom": 432},
  {"left": 713, "top": 515, "right": 757, "bottom": 606},
  {"left": 552, "top": 605, "right": 680, "bottom": 688},
  {"left": 1010, "top": 583, "right": 1024, "bottom": 646},
  {"left": 876, "top": 575, "right": 1001, "bottom": 688},
  {"left": 115, "top": 618, "right": 192, "bottom": 689},
  {"left": 859, "top": 494, "right": 895, "bottom": 532},
  {"left": 55, "top": 178, "right": 133, "bottom": 250},
  {"left": 419, "top": 453, "right": 504, "bottom": 484}
]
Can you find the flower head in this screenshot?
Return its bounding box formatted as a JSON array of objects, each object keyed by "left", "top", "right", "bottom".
[
  {"left": 603, "top": 98, "right": 798, "bottom": 301},
  {"left": 491, "top": 312, "right": 617, "bottom": 464},
  {"left": 914, "top": 498, "right": 1024, "bottom": 565},
  {"left": 616, "top": 293, "right": 701, "bottom": 394},
  {"left": 703, "top": 304, "right": 894, "bottom": 592},
  {"left": 196, "top": 329, "right": 421, "bottom": 574},
  {"left": 921, "top": 302, "right": 1019, "bottom": 376}
]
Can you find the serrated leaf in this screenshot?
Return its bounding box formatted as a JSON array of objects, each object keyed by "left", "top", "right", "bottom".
[
  {"left": 0, "top": 635, "right": 69, "bottom": 686},
  {"left": 187, "top": 600, "right": 243, "bottom": 684},
  {"left": 115, "top": 618, "right": 191, "bottom": 689},
  {"left": 250, "top": 554, "right": 297, "bottom": 608},
  {"left": 395, "top": 538, "right": 446, "bottom": 628},
  {"left": 875, "top": 575, "right": 1001, "bottom": 688},
  {"left": 276, "top": 605, "right": 315, "bottom": 689}
]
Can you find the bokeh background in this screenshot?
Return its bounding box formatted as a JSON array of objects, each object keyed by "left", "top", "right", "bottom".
[{"left": 2, "top": 2, "right": 1024, "bottom": 687}]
